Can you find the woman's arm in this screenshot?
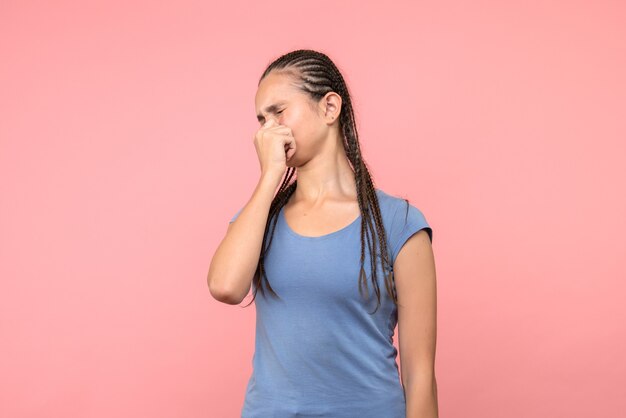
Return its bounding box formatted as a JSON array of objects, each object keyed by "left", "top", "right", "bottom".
[
  {"left": 395, "top": 229, "right": 439, "bottom": 418},
  {"left": 207, "top": 172, "right": 281, "bottom": 304}
]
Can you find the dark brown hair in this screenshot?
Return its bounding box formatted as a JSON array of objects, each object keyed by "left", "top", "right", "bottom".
[{"left": 241, "top": 49, "right": 404, "bottom": 314}]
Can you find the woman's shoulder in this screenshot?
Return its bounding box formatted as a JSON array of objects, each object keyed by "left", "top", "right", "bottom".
[
  {"left": 374, "top": 187, "right": 414, "bottom": 214},
  {"left": 374, "top": 188, "right": 430, "bottom": 230}
]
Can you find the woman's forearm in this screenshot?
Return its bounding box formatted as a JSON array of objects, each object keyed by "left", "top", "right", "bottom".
[{"left": 404, "top": 374, "right": 438, "bottom": 418}]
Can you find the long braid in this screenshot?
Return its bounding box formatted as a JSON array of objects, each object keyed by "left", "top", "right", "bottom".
[{"left": 241, "top": 49, "right": 398, "bottom": 313}]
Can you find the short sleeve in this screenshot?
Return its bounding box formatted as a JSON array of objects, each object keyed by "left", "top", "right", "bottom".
[
  {"left": 229, "top": 207, "right": 243, "bottom": 223},
  {"left": 389, "top": 202, "right": 433, "bottom": 264}
]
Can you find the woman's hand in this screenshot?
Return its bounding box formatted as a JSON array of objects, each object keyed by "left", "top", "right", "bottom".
[{"left": 254, "top": 119, "right": 296, "bottom": 177}]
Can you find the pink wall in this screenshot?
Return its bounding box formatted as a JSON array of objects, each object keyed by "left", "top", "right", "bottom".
[{"left": 1, "top": 1, "right": 624, "bottom": 417}]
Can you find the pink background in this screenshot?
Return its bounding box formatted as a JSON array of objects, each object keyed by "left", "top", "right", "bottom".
[{"left": 1, "top": 1, "right": 625, "bottom": 417}]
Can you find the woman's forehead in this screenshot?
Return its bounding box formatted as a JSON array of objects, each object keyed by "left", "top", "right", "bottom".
[
  {"left": 256, "top": 84, "right": 304, "bottom": 115},
  {"left": 257, "top": 75, "right": 297, "bottom": 100}
]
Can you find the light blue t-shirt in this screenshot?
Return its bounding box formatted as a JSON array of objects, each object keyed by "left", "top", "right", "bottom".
[{"left": 229, "top": 188, "right": 432, "bottom": 418}]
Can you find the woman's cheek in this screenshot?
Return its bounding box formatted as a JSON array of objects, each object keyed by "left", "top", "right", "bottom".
[{"left": 280, "top": 117, "right": 295, "bottom": 135}]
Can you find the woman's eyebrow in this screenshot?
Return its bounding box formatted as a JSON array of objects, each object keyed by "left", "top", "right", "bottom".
[{"left": 256, "top": 102, "right": 286, "bottom": 121}]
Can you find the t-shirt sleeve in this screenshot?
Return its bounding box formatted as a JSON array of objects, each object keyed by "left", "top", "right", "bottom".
[
  {"left": 229, "top": 207, "right": 243, "bottom": 224},
  {"left": 389, "top": 202, "right": 433, "bottom": 264}
]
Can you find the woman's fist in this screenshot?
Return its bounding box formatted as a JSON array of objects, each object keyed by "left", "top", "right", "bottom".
[{"left": 254, "top": 119, "right": 296, "bottom": 176}]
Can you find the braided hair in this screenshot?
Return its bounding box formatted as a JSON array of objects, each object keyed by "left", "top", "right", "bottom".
[{"left": 241, "top": 49, "right": 402, "bottom": 315}]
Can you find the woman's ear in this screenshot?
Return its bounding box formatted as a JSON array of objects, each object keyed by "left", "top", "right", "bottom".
[{"left": 322, "top": 92, "right": 341, "bottom": 123}]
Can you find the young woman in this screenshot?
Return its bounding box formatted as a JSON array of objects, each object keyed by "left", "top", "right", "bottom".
[{"left": 208, "top": 49, "right": 438, "bottom": 418}]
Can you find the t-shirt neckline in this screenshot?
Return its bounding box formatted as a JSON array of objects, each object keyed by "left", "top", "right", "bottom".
[
  {"left": 279, "top": 189, "right": 383, "bottom": 240},
  {"left": 280, "top": 205, "right": 361, "bottom": 240}
]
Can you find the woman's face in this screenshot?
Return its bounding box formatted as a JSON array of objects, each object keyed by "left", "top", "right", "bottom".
[{"left": 255, "top": 71, "right": 335, "bottom": 167}]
